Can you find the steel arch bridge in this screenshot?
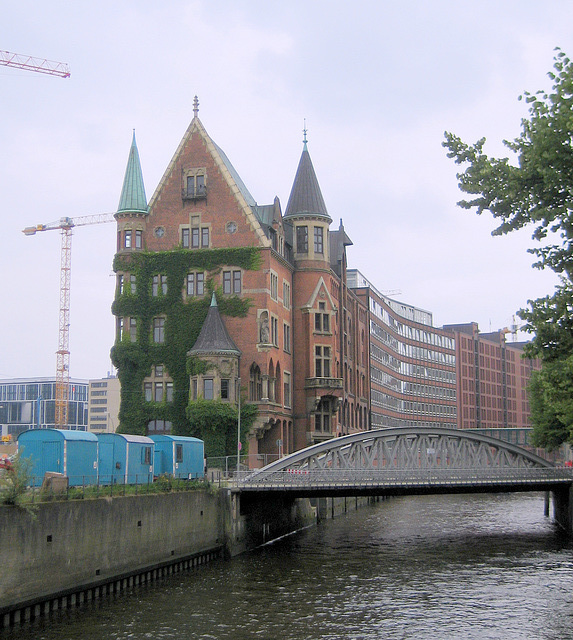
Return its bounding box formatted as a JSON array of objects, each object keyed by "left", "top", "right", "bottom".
[{"left": 237, "top": 427, "right": 573, "bottom": 497}]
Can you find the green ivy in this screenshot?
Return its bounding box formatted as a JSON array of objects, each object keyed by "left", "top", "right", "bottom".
[
  {"left": 183, "top": 398, "right": 257, "bottom": 458},
  {"left": 111, "top": 247, "right": 260, "bottom": 435}
]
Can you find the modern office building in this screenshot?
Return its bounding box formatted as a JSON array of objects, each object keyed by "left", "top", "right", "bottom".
[
  {"left": 87, "top": 376, "right": 121, "bottom": 433},
  {"left": 349, "top": 270, "right": 457, "bottom": 430},
  {"left": 0, "top": 378, "right": 89, "bottom": 439}
]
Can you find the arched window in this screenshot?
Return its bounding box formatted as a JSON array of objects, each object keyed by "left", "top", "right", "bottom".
[
  {"left": 249, "top": 363, "right": 262, "bottom": 401},
  {"left": 268, "top": 360, "right": 275, "bottom": 402},
  {"left": 275, "top": 363, "right": 281, "bottom": 405}
]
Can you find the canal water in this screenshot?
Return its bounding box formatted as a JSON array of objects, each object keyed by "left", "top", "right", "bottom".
[{"left": 6, "top": 492, "right": 573, "bottom": 640}]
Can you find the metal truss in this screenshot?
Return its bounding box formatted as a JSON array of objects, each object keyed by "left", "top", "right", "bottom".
[{"left": 238, "top": 427, "right": 573, "bottom": 492}]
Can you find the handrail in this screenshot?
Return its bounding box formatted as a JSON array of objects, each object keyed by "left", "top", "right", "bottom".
[{"left": 236, "top": 467, "right": 573, "bottom": 491}]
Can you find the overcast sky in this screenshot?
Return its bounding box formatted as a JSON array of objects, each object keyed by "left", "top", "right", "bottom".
[{"left": 1, "top": 1, "right": 571, "bottom": 381}]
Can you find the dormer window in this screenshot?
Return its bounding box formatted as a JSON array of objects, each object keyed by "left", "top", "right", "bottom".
[
  {"left": 183, "top": 169, "right": 207, "bottom": 200},
  {"left": 269, "top": 228, "right": 278, "bottom": 251}
]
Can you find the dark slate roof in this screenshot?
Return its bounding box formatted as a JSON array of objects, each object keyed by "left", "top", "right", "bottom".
[
  {"left": 117, "top": 131, "right": 148, "bottom": 214},
  {"left": 329, "top": 219, "right": 353, "bottom": 276},
  {"left": 284, "top": 146, "right": 330, "bottom": 220},
  {"left": 188, "top": 293, "right": 241, "bottom": 356},
  {"left": 212, "top": 140, "right": 257, "bottom": 208}
]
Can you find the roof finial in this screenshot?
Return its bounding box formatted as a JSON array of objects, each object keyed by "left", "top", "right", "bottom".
[
  {"left": 303, "top": 118, "right": 308, "bottom": 150},
  {"left": 193, "top": 95, "right": 199, "bottom": 118}
]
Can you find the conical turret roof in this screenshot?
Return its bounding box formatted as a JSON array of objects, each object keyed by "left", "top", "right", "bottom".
[
  {"left": 284, "top": 142, "right": 330, "bottom": 220},
  {"left": 188, "top": 293, "right": 241, "bottom": 356},
  {"left": 117, "top": 131, "right": 148, "bottom": 214}
]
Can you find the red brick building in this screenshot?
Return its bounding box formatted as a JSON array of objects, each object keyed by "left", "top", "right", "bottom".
[
  {"left": 444, "top": 322, "right": 541, "bottom": 446},
  {"left": 112, "top": 103, "right": 368, "bottom": 461},
  {"left": 112, "top": 104, "right": 541, "bottom": 462}
]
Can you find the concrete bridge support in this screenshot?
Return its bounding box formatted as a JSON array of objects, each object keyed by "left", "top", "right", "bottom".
[
  {"left": 223, "top": 490, "right": 317, "bottom": 557},
  {"left": 552, "top": 486, "right": 573, "bottom": 533}
]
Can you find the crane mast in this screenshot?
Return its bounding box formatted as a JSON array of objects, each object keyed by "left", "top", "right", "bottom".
[
  {"left": 0, "top": 50, "right": 70, "bottom": 78},
  {"left": 57, "top": 223, "right": 72, "bottom": 427},
  {"left": 23, "top": 214, "right": 115, "bottom": 428}
]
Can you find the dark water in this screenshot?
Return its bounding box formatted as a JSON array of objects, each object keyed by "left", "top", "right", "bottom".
[{"left": 6, "top": 492, "right": 573, "bottom": 640}]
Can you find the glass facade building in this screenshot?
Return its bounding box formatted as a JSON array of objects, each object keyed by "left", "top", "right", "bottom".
[
  {"left": 348, "top": 270, "right": 457, "bottom": 429},
  {"left": 0, "top": 378, "right": 89, "bottom": 438}
]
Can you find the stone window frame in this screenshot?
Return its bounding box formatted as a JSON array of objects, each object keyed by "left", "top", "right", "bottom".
[{"left": 183, "top": 167, "right": 207, "bottom": 199}]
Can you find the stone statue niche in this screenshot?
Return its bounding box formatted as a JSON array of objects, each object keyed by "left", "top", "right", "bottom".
[{"left": 258, "top": 310, "right": 270, "bottom": 344}]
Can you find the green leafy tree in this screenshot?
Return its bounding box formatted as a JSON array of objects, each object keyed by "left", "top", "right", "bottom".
[
  {"left": 443, "top": 48, "right": 573, "bottom": 448},
  {"left": 528, "top": 361, "right": 573, "bottom": 449},
  {"left": 0, "top": 453, "right": 36, "bottom": 513}
]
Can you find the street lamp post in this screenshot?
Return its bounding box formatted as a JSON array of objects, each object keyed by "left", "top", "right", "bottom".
[{"left": 237, "top": 377, "right": 241, "bottom": 474}]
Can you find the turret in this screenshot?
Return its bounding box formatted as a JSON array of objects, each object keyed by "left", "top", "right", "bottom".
[
  {"left": 115, "top": 131, "right": 148, "bottom": 252},
  {"left": 187, "top": 293, "right": 241, "bottom": 403},
  {"left": 283, "top": 128, "right": 332, "bottom": 266}
]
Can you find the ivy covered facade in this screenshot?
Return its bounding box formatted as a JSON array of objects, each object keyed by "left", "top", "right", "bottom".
[{"left": 111, "top": 101, "right": 370, "bottom": 463}]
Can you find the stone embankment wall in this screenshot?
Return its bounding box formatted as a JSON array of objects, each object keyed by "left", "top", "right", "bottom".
[
  {"left": 0, "top": 489, "right": 381, "bottom": 627},
  {"left": 0, "top": 491, "right": 224, "bottom": 625}
]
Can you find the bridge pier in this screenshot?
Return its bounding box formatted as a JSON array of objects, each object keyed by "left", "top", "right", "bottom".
[
  {"left": 551, "top": 486, "right": 573, "bottom": 533},
  {"left": 223, "top": 490, "right": 317, "bottom": 557}
]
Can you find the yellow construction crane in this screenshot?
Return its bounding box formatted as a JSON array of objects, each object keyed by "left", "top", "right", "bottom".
[
  {"left": 23, "top": 214, "right": 115, "bottom": 427},
  {"left": 0, "top": 50, "right": 70, "bottom": 78}
]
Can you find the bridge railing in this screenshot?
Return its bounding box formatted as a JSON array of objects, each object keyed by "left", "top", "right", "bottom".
[{"left": 236, "top": 467, "right": 573, "bottom": 490}]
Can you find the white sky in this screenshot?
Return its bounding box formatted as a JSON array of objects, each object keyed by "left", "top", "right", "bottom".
[{"left": 1, "top": 1, "right": 571, "bottom": 380}]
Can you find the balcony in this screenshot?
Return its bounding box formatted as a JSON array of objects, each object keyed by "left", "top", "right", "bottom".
[
  {"left": 309, "top": 430, "right": 333, "bottom": 443},
  {"left": 181, "top": 186, "right": 207, "bottom": 202},
  {"left": 305, "top": 377, "right": 343, "bottom": 390}
]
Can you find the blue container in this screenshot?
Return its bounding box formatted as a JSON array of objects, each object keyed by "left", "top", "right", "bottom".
[
  {"left": 150, "top": 435, "right": 204, "bottom": 479},
  {"left": 17, "top": 429, "right": 98, "bottom": 487},
  {"left": 97, "top": 433, "right": 154, "bottom": 485}
]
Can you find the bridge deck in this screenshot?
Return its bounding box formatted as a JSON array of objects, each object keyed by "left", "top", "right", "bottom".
[{"left": 236, "top": 468, "right": 573, "bottom": 497}]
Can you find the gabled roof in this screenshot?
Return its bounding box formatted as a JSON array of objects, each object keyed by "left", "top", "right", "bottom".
[
  {"left": 284, "top": 144, "right": 330, "bottom": 220},
  {"left": 147, "top": 111, "right": 270, "bottom": 247},
  {"left": 117, "top": 131, "right": 148, "bottom": 214},
  {"left": 212, "top": 140, "right": 257, "bottom": 208},
  {"left": 188, "top": 293, "right": 241, "bottom": 357}
]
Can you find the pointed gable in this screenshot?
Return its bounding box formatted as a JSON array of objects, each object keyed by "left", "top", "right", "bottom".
[
  {"left": 117, "top": 131, "right": 148, "bottom": 214},
  {"left": 188, "top": 293, "right": 241, "bottom": 357},
  {"left": 147, "top": 107, "right": 269, "bottom": 246},
  {"left": 302, "top": 276, "right": 338, "bottom": 312},
  {"left": 284, "top": 146, "right": 330, "bottom": 220}
]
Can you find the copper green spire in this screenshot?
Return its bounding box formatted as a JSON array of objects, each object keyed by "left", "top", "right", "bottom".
[{"left": 117, "top": 131, "right": 148, "bottom": 214}]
